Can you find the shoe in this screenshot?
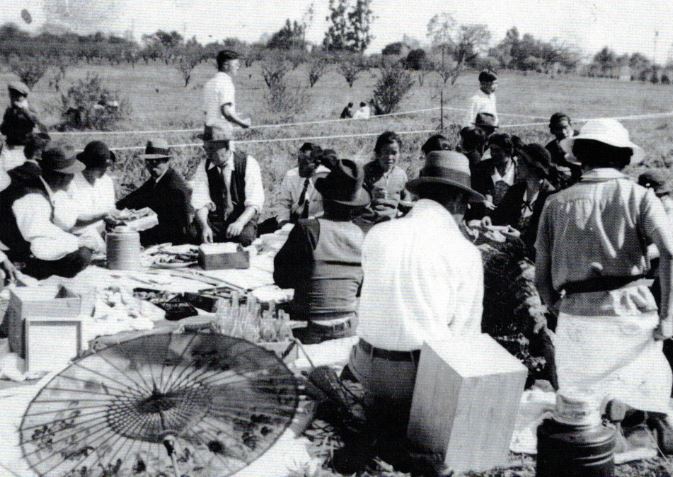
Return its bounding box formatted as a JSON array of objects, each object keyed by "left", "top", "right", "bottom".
[{"left": 648, "top": 414, "right": 673, "bottom": 454}]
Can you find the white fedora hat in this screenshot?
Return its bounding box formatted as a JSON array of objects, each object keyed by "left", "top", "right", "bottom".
[{"left": 560, "top": 118, "right": 644, "bottom": 165}]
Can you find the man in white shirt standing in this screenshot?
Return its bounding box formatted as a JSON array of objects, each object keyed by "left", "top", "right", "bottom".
[
  {"left": 337, "top": 150, "right": 485, "bottom": 472},
  {"left": 0, "top": 145, "right": 98, "bottom": 279},
  {"left": 191, "top": 126, "right": 264, "bottom": 246},
  {"left": 202, "top": 49, "right": 250, "bottom": 140},
  {"left": 465, "top": 70, "right": 498, "bottom": 127}
]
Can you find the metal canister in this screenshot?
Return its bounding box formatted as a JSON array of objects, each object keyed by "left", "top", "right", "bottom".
[
  {"left": 536, "top": 390, "right": 616, "bottom": 477},
  {"left": 106, "top": 226, "right": 142, "bottom": 271}
]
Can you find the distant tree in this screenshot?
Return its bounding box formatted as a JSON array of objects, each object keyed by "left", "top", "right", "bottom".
[
  {"left": 382, "top": 42, "right": 409, "bottom": 56},
  {"left": 405, "top": 48, "right": 428, "bottom": 70},
  {"left": 427, "top": 13, "right": 491, "bottom": 85},
  {"left": 372, "top": 63, "right": 414, "bottom": 114},
  {"left": 307, "top": 55, "right": 329, "bottom": 87},
  {"left": 8, "top": 55, "right": 49, "bottom": 88},
  {"left": 323, "top": 0, "right": 374, "bottom": 52},
  {"left": 261, "top": 56, "right": 292, "bottom": 88},
  {"left": 337, "top": 54, "right": 368, "bottom": 87},
  {"left": 593, "top": 46, "right": 617, "bottom": 77},
  {"left": 142, "top": 30, "right": 184, "bottom": 62},
  {"left": 267, "top": 19, "right": 306, "bottom": 50},
  {"left": 173, "top": 37, "right": 203, "bottom": 86}
]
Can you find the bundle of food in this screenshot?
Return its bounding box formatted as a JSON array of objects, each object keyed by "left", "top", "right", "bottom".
[
  {"left": 105, "top": 207, "right": 158, "bottom": 232},
  {"left": 142, "top": 243, "right": 200, "bottom": 268},
  {"left": 132, "top": 288, "right": 198, "bottom": 321}
]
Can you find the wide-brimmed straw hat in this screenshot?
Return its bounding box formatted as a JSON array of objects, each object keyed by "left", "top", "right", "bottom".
[
  {"left": 406, "top": 150, "right": 485, "bottom": 202},
  {"left": 141, "top": 138, "right": 171, "bottom": 160},
  {"left": 560, "top": 118, "right": 644, "bottom": 165},
  {"left": 314, "top": 159, "right": 370, "bottom": 207}
]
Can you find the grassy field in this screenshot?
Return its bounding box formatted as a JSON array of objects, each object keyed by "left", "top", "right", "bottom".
[{"left": 3, "top": 61, "right": 673, "bottom": 215}]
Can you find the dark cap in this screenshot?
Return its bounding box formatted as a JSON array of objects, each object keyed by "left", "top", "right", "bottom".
[
  {"left": 639, "top": 170, "right": 672, "bottom": 196},
  {"left": 77, "top": 140, "right": 116, "bottom": 168},
  {"left": 314, "top": 159, "right": 370, "bottom": 207},
  {"left": 475, "top": 112, "right": 498, "bottom": 130},
  {"left": 478, "top": 70, "right": 498, "bottom": 83},
  {"left": 421, "top": 134, "right": 451, "bottom": 155},
  {"left": 8, "top": 81, "right": 29, "bottom": 96},
  {"left": 142, "top": 138, "right": 171, "bottom": 160},
  {"left": 42, "top": 146, "right": 85, "bottom": 174}
]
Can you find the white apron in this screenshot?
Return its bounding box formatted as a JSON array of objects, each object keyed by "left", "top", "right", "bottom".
[{"left": 555, "top": 311, "right": 672, "bottom": 413}]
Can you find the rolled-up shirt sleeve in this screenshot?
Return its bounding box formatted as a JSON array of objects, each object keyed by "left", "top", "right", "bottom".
[
  {"left": 275, "top": 173, "right": 294, "bottom": 224},
  {"left": 244, "top": 156, "right": 265, "bottom": 213},
  {"left": 190, "top": 160, "right": 214, "bottom": 212},
  {"left": 13, "top": 193, "right": 79, "bottom": 260}
]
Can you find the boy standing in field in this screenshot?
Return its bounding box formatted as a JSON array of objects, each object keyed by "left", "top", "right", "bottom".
[
  {"left": 1, "top": 82, "right": 47, "bottom": 171},
  {"left": 465, "top": 70, "right": 498, "bottom": 127},
  {"left": 202, "top": 50, "right": 250, "bottom": 141}
]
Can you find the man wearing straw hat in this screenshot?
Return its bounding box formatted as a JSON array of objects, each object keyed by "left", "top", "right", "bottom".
[
  {"left": 116, "top": 139, "right": 192, "bottom": 246},
  {"left": 191, "top": 125, "right": 264, "bottom": 246},
  {"left": 0, "top": 145, "right": 98, "bottom": 279},
  {"left": 336, "top": 151, "right": 485, "bottom": 471},
  {"left": 535, "top": 119, "right": 673, "bottom": 436}
]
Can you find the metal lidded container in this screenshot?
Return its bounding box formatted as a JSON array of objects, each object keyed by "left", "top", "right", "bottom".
[
  {"left": 537, "top": 389, "right": 616, "bottom": 477},
  {"left": 106, "top": 226, "right": 142, "bottom": 271}
]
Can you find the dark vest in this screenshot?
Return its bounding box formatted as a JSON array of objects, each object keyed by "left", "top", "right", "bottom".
[
  {"left": 0, "top": 181, "right": 51, "bottom": 261},
  {"left": 205, "top": 151, "right": 247, "bottom": 222}
]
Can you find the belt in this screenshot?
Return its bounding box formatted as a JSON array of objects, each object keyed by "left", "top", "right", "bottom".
[
  {"left": 307, "top": 318, "right": 352, "bottom": 332},
  {"left": 358, "top": 339, "right": 420, "bottom": 362},
  {"left": 562, "top": 275, "right": 646, "bottom": 295}
]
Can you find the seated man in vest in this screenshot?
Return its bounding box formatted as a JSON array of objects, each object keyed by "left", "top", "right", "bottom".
[
  {"left": 273, "top": 159, "right": 370, "bottom": 344},
  {"left": 191, "top": 126, "right": 264, "bottom": 246},
  {"left": 0, "top": 145, "right": 97, "bottom": 279},
  {"left": 116, "top": 139, "right": 193, "bottom": 246}
]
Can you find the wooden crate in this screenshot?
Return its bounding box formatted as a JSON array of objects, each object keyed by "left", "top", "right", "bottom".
[
  {"left": 407, "top": 333, "right": 528, "bottom": 473},
  {"left": 6, "top": 286, "right": 93, "bottom": 357},
  {"left": 25, "top": 317, "right": 83, "bottom": 372}
]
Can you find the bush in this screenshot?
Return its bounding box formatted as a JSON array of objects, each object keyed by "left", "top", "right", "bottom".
[
  {"left": 8, "top": 55, "right": 49, "bottom": 89},
  {"left": 264, "top": 79, "right": 310, "bottom": 119},
  {"left": 662, "top": 74, "right": 671, "bottom": 85},
  {"left": 405, "top": 48, "right": 428, "bottom": 70},
  {"left": 307, "top": 55, "right": 329, "bottom": 87},
  {"left": 372, "top": 64, "right": 414, "bottom": 114},
  {"left": 57, "top": 73, "right": 130, "bottom": 131}
]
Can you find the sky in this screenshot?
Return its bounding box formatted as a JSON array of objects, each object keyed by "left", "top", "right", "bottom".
[{"left": 5, "top": 0, "right": 673, "bottom": 63}]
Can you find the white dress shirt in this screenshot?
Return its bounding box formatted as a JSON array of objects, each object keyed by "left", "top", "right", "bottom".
[
  {"left": 275, "top": 166, "right": 330, "bottom": 223},
  {"left": 190, "top": 153, "right": 265, "bottom": 214},
  {"left": 357, "top": 199, "right": 483, "bottom": 351},
  {"left": 203, "top": 72, "right": 235, "bottom": 127},
  {"left": 465, "top": 89, "right": 498, "bottom": 126},
  {"left": 353, "top": 106, "right": 370, "bottom": 119},
  {"left": 68, "top": 172, "right": 116, "bottom": 233},
  {"left": 12, "top": 180, "right": 80, "bottom": 261},
  {"left": 490, "top": 160, "right": 516, "bottom": 186}
]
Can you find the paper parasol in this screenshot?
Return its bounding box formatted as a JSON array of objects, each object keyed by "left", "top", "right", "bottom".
[{"left": 20, "top": 333, "right": 300, "bottom": 476}]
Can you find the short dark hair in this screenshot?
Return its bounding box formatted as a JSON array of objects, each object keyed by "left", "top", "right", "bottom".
[
  {"left": 374, "top": 131, "right": 402, "bottom": 155},
  {"left": 216, "top": 49, "right": 240, "bottom": 70},
  {"left": 488, "top": 133, "right": 515, "bottom": 156},
  {"left": 299, "top": 142, "right": 318, "bottom": 153},
  {"left": 549, "top": 112, "right": 571, "bottom": 128},
  {"left": 359, "top": 102, "right": 366, "bottom": 107},
  {"left": 572, "top": 139, "right": 632, "bottom": 170},
  {"left": 459, "top": 127, "right": 486, "bottom": 152},
  {"left": 421, "top": 134, "right": 451, "bottom": 155},
  {"left": 348, "top": 102, "right": 353, "bottom": 107},
  {"left": 24, "top": 132, "right": 51, "bottom": 160}
]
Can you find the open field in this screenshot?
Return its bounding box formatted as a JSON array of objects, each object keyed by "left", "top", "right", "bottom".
[{"left": 3, "top": 61, "right": 673, "bottom": 215}]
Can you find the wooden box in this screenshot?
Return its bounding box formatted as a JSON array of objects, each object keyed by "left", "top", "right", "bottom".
[
  {"left": 407, "top": 333, "right": 528, "bottom": 473},
  {"left": 25, "top": 317, "right": 83, "bottom": 372},
  {"left": 6, "top": 285, "right": 93, "bottom": 357},
  {"left": 198, "top": 243, "right": 250, "bottom": 270}
]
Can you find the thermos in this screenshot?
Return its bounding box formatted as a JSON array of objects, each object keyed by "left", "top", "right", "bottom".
[
  {"left": 106, "top": 226, "right": 142, "bottom": 271},
  {"left": 537, "top": 389, "right": 616, "bottom": 477}
]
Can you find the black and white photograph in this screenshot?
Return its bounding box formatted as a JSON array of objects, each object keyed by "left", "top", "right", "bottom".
[{"left": 0, "top": 0, "right": 671, "bottom": 475}]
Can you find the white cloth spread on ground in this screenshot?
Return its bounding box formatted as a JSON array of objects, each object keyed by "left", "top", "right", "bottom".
[
  {"left": 555, "top": 311, "right": 672, "bottom": 413},
  {"left": 357, "top": 199, "right": 483, "bottom": 351}
]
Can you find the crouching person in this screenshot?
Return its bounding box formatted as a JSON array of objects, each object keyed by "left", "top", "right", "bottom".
[
  {"left": 274, "top": 159, "right": 370, "bottom": 344},
  {"left": 0, "top": 146, "right": 95, "bottom": 279},
  {"left": 191, "top": 126, "right": 264, "bottom": 246}
]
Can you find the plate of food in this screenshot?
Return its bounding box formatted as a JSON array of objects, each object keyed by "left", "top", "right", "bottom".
[
  {"left": 106, "top": 207, "right": 159, "bottom": 232},
  {"left": 144, "top": 244, "right": 200, "bottom": 269}
]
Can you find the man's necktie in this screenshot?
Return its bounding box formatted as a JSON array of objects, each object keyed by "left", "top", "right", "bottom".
[{"left": 297, "top": 178, "right": 310, "bottom": 219}]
